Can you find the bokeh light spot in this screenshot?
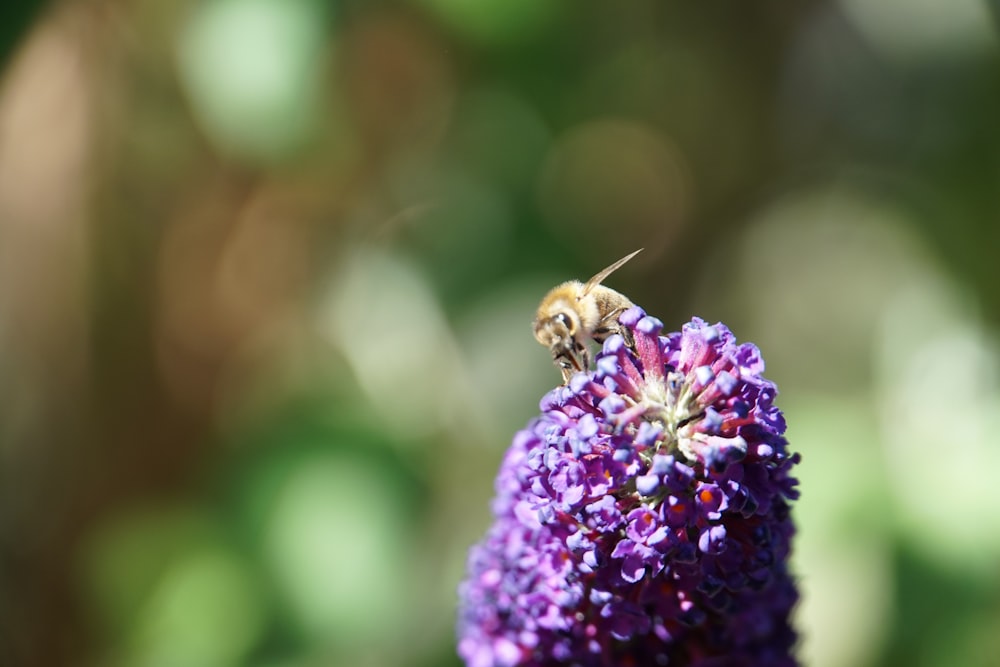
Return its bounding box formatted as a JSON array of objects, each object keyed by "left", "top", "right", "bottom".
[
  {"left": 839, "top": 0, "right": 998, "bottom": 63},
  {"left": 130, "top": 548, "right": 265, "bottom": 667},
  {"left": 177, "top": 0, "right": 329, "bottom": 163},
  {"left": 787, "top": 397, "right": 892, "bottom": 667},
  {"left": 320, "top": 247, "right": 471, "bottom": 440},
  {"left": 875, "top": 275, "right": 1000, "bottom": 571},
  {"left": 709, "top": 183, "right": 934, "bottom": 392},
  {"left": 261, "top": 453, "right": 409, "bottom": 646}
]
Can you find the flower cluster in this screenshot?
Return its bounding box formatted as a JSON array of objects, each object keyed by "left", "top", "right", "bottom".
[{"left": 457, "top": 309, "right": 800, "bottom": 666}]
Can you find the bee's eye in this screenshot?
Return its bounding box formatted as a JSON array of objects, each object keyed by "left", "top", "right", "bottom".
[{"left": 556, "top": 312, "right": 574, "bottom": 332}]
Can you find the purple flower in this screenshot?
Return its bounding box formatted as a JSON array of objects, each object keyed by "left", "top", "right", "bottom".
[{"left": 457, "top": 310, "right": 801, "bottom": 666}]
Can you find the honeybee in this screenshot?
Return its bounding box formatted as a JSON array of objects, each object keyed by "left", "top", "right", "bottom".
[{"left": 533, "top": 249, "right": 643, "bottom": 383}]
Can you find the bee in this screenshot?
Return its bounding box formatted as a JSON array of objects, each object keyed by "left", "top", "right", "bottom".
[{"left": 533, "top": 249, "right": 643, "bottom": 383}]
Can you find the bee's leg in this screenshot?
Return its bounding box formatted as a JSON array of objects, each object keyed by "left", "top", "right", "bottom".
[
  {"left": 593, "top": 309, "right": 635, "bottom": 353},
  {"left": 576, "top": 340, "right": 591, "bottom": 374},
  {"left": 620, "top": 324, "right": 636, "bottom": 353},
  {"left": 553, "top": 343, "right": 587, "bottom": 384},
  {"left": 592, "top": 308, "right": 627, "bottom": 343}
]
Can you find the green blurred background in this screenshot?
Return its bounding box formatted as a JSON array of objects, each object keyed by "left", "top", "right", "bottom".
[{"left": 2, "top": 1, "right": 1000, "bottom": 666}]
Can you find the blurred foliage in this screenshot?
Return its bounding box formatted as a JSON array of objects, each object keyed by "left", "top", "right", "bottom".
[
  {"left": 1, "top": 1, "right": 1000, "bottom": 667},
  {"left": 0, "top": 0, "right": 49, "bottom": 70}
]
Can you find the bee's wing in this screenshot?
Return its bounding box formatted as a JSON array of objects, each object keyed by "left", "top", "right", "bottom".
[{"left": 581, "top": 248, "right": 643, "bottom": 296}]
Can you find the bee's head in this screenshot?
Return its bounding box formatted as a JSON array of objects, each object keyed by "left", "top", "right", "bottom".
[
  {"left": 534, "top": 305, "right": 579, "bottom": 346},
  {"left": 535, "top": 308, "right": 586, "bottom": 376}
]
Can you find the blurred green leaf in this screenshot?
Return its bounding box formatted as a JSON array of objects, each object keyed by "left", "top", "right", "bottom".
[
  {"left": 129, "top": 546, "right": 265, "bottom": 667},
  {"left": 412, "top": 0, "right": 562, "bottom": 47},
  {"left": 219, "top": 397, "right": 432, "bottom": 661},
  {"left": 82, "top": 507, "right": 265, "bottom": 666},
  {"left": 0, "top": 1, "right": 48, "bottom": 71}
]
